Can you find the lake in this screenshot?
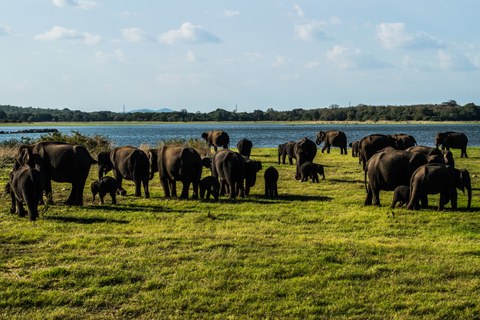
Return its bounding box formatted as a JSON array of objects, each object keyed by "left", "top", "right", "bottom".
[{"left": 0, "top": 123, "right": 478, "bottom": 149}]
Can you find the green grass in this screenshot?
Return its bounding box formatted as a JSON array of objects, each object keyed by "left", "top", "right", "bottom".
[{"left": 1, "top": 147, "right": 480, "bottom": 319}]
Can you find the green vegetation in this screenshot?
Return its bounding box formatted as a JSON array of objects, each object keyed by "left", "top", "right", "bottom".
[
  {"left": 1, "top": 99, "right": 480, "bottom": 123},
  {"left": 1, "top": 146, "right": 480, "bottom": 319}
]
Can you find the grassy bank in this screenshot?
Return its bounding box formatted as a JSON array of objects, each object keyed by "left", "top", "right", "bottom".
[{"left": 1, "top": 147, "right": 479, "bottom": 319}]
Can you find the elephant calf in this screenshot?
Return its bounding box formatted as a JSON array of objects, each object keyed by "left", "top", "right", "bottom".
[
  {"left": 390, "top": 185, "right": 410, "bottom": 208},
  {"left": 200, "top": 176, "right": 220, "bottom": 201},
  {"left": 7, "top": 165, "right": 45, "bottom": 221},
  {"left": 264, "top": 166, "right": 279, "bottom": 198},
  {"left": 299, "top": 162, "right": 325, "bottom": 183},
  {"left": 91, "top": 176, "right": 124, "bottom": 205}
]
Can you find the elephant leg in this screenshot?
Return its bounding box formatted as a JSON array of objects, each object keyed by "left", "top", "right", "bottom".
[
  {"left": 99, "top": 191, "right": 105, "bottom": 204},
  {"left": 191, "top": 180, "right": 199, "bottom": 199},
  {"left": 133, "top": 179, "right": 142, "bottom": 197},
  {"left": 448, "top": 188, "right": 457, "bottom": 210},
  {"left": 10, "top": 192, "right": 16, "bottom": 214},
  {"left": 110, "top": 192, "right": 116, "bottom": 204},
  {"left": 44, "top": 178, "right": 53, "bottom": 205},
  {"left": 143, "top": 178, "right": 149, "bottom": 199},
  {"left": 327, "top": 146, "right": 331, "bottom": 153},
  {"left": 438, "top": 191, "right": 449, "bottom": 210},
  {"left": 313, "top": 173, "right": 319, "bottom": 183},
  {"left": 169, "top": 180, "right": 177, "bottom": 197},
  {"left": 160, "top": 177, "right": 171, "bottom": 197},
  {"left": 16, "top": 199, "right": 26, "bottom": 217},
  {"left": 288, "top": 156, "right": 293, "bottom": 165},
  {"left": 115, "top": 175, "right": 126, "bottom": 194},
  {"left": 180, "top": 181, "right": 190, "bottom": 199},
  {"left": 213, "top": 146, "right": 218, "bottom": 152},
  {"left": 364, "top": 184, "right": 373, "bottom": 206},
  {"left": 237, "top": 181, "right": 245, "bottom": 198}
]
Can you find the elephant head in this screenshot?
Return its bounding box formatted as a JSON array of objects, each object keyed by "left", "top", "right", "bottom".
[
  {"left": 315, "top": 131, "right": 326, "bottom": 145},
  {"left": 435, "top": 132, "right": 447, "bottom": 149},
  {"left": 15, "top": 145, "right": 35, "bottom": 168},
  {"left": 456, "top": 168, "right": 472, "bottom": 209},
  {"left": 97, "top": 151, "right": 113, "bottom": 178}
]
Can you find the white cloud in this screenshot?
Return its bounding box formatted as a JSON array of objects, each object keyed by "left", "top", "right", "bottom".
[
  {"left": 293, "top": 4, "right": 304, "bottom": 17},
  {"left": 294, "top": 20, "right": 329, "bottom": 42},
  {"left": 327, "top": 45, "right": 387, "bottom": 69},
  {"left": 186, "top": 51, "right": 197, "bottom": 62},
  {"left": 35, "top": 26, "right": 101, "bottom": 44},
  {"left": 223, "top": 9, "right": 240, "bottom": 17},
  {"left": 0, "top": 25, "right": 14, "bottom": 36},
  {"left": 306, "top": 61, "right": 320, "bottom": 68},
  {"left": 376, "top": 22, "right": 444, "bottom": 50},
  {"left": 330, "top": 17, "right": 341, "bottom": 25},
  {"left": 245, "top": 51, "right": 261, "bottom": 62},
  {"left": 437, "top": 50, "right": 476, "bottom": 71},
  {"left": 272, "top": 55, "right": 292, "bottom": 67},
  {"left": 120, "top": 28, "right": 153, "bottom": 42},
  {"left": 94, "top": 49, "right": 125, "bottom": 63},
  {"left": 52, "top": 0, "right": 99, "bottom": 10},
  {"left": 158, "top": 22, "right": 221, "bottom": 45}
]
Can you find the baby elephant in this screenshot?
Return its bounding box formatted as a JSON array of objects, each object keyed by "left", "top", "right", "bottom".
[
  {"left": 7, "top": 165, "right": 45, "bottom": 221},
  {"left": 264, "top": 166, "right": 279, "bottom": 198},
  {"left": 91, "top": 176, "right": 124, "bottom": 204},
  {"left": 299, "top": 162, "right": 325, "bottom": 183},
  {"left": 390, "top": 185, "right": 410, "bottom": 208},
  {"left": 200, "top": 176, "right": 220, "bottom": 201}
]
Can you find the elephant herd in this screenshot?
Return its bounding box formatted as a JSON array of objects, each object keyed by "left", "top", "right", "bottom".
[{"left": 5, "top": 128, "right": 471, "bottom": 222}]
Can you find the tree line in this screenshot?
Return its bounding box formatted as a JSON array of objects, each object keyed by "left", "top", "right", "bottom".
[{"left": 0, "top": 100, "right": 478, "bottom": 123}]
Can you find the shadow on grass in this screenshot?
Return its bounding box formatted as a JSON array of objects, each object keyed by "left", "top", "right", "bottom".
[
  {"left": 86, "top": 204, "right": 195, "bottom": 214},
  {"left": 43, "top": 216, "right": 129, "bottom": 224}
]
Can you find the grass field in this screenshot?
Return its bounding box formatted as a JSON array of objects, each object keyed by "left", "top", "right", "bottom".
[{"left": 1, "top": 147, "right": 479, "bottom": 319}]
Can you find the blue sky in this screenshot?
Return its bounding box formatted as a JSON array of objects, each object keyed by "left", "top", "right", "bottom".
[{"left": 1, "top": 1, "right": 479, "bottom": 113}]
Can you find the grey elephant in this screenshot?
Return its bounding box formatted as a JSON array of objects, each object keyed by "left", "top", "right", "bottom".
[
  {"left": 406, "top": 145, "right": 455, "bottom": 167},
  {"left": 237, "top": 138, "right": 253, "bottom": 158},
  {"left": 364, "top": 150, "right": 431, "bottom": 206},
  {"left": 243, "top": 156, "right": 262, "bottom": 196},
  {"left": 97, "top": 146, "right": 150, "bottom": 198},
  {"left": 358, "top": 134, "right": 399, "bottom": 170},
  {"left": 202, "top": 130, "right": 230, "bottom": 152},
  {"left": 299, "top": 162, "right": 325, "bottom": 183},
  {"left": 7, "top": 164, "right": 44, "bottom": 221},
  {"left": 388, "top": 134, "right": 417, "bottom": 150},
  {"left": 294, "top": 137, "right": 317, "bottom": 180},
  {"left": 278, "top": 141, "right": 296, "bottom": 165},
  {"left": 390, "top": 185, "right": 410, "bottom": 208},
  {"left": 148, "top": 145, "right": 202, "bottom": 199},
  {"left": 349, "top": 140, "right": 359, "bottom": 157},
  {"left": 435, "top": 132, "right": 468, "bottom": 158},
  {"left": 264, "top": 166, "right": 279, "bottom": 198},
  {"left": 210, "top": 149, "right": 246, "bottom": 199},
  {"left": 315, "top": 130, "right": 347, "bottom": 154},
  {"left": 199, "top": 176, "right": 220, "bottom": 201},
  {"left": 407, "top": 164, "right": 471, "bottom": 210},
  {"left": 15, "top": 141, "right": 97, "bottom": 206},
  {"left": 91, "top": 176, "right": 124, "bottom": 205}
]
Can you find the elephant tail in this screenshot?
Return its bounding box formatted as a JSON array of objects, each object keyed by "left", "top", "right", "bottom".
[{"left": 364, "top": 166, "right": 368, "bottom": 192}]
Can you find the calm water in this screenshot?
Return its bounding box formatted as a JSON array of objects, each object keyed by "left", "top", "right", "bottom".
[{"left": 0, "top": 123, "right": 479, "bottom": 148}]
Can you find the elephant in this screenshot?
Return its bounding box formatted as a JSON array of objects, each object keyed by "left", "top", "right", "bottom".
[
  {"left": 148, "top": 145, "right": 202, "bottom": 199},
  {"left": 15, "top": 141, "right": 97, "bottom": 206},
  {"left": 364, "top": 150, "right": 431, "bottom": 206},
  {"left": 97, "top": 146, "right": 150, "bottom": 198},
  {"left": 210, "top": 149, "right": 246, "bottom": 199},
  {"left": 91, "top": 176, "right": 124, "bottom": 205},
  {"left": 294, "top": 137, "right": 317, "bottom": 180},
  {"left": 315, "top": 130, "right": 347, "bottom": 154},
  {"left": 199, "top": 176, "right": 220, "bottom": 201},
  {"left": 299, "top": 162, "right": 325, "bottom": 183},
  {"left": 237, "top": 138, "right": 253, "bottom": 158},
  {"left": 358, "top": 134, "right": 399, "bottom": 170},
  {"left": 407, "top": 164, "right": 471, "bottom": 211},
  {"left": 7, "top": 164, "right": 44, "bottom": 221},
  {"left": 349, "top": 141, "right": 359, "bottom": 157},
  {"left": 201, "top": 130, "right": 230, "bottom": 152},
  {"left": 390, "top": 185, "right": 410, "bottom": 208},
  {"left": 388, "top": 134, "right": 417, "bottom": 150},
  {"left": 435, "top": 132, "right": 468, "bottom": 158},
  {"left": 278, "top": 141, "right": 296, "bottom": 165},
  {"left": 264, "top": 166, "right": 279, "bottom": 198},
  {"left": 243, "top": 156, "right": 262, "bottom": 196},
  {"left": 405, "top": 146, "right": 455, "bottom": 167}
]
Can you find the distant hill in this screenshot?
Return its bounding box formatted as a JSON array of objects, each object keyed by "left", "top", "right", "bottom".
[{"left": 128, "top": 108, "right": 174, "bottom": 113}]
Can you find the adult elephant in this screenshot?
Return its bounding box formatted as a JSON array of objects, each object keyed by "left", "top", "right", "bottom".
[
  {"left": 148, "top": 145, "right": 202, "bottom": 199},
  {"left": 358, "top": 134, "right": 399, "bottom": 170},
  {"left": 97, "top": 146, "right": 150, "bottom": 198},
  {"left": 406, "top": 146, "right": 455, "bottom": 167},
  {"left": 15, "top": 141, "right": 97, "bottom": 206},
  {"left": 278, "top": 141, "right": 296, "bottom": 165},
  {"left": 294, "top": 137, "right": 317, "bottom": 180},
  {"left": 388, "top": 134, "right": 417, "bottom": 150},
  {"left": 435, "top": 131, "right": 468, "bottom": 158},
  {"left": 407, "top": 164, "right": 471, "bottom": 211},
  {"left": 364, "top": 150, "right": 431, "bottom": 206},
  {"left": 210, "top": 149, "right": 246, "bottom": 199},
  {"left": 349, "top": 141, "right": 359, "bottom": 157},
  {"left": 243, "top": 156, "right": 262, "bottom": 196},
  {"left": 202, "top": 130, "right": 229, "bottom": 152},
  {"left": 237, "top": 138, "right": 253, "bottom": 158},
  {"left": 315, "top": 130, "right": 347, "bottom": 155}
]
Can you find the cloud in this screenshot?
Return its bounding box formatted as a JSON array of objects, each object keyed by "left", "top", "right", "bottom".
[
  {"left": 306, "top": 61, "right": 320, "bottom": 68},
  {"left": 245, "top": 51, "right": 261, "bottom": 62},
  {"left": 94, "top": 49, "right": 125, "bottom": 63},
  {"left": 437, "top": 50, "right": 477, "bottom": 71},
  {"left": 293, "top": 4, "right": 304, "bottom": 17},
  {"left": 223, "top": 9, "right": 240, "bottom": 17},
  {"left": 272, "top": 55, "right": 292, "bottom": 67},
  {"left": 327, "top": 45, "right": 388, "bottom": 69},
  {"left": 376, "top": 23, "right": 444, "bottom": 50},
  {"left": 35, "top": 26, "right": 101, "bottom": 44},
  {"left": 158, "top": 22, "right": 221, "bottom": 45},
  {"left": 120, "top": 28, "right": 154, "bottom": 42},
  {"left": 294, "top": 20, "right": 329, "bottom": 42},
  {"left": 52, "top": 0, "right": 99, "bottom": 10},
  {"left": 0, "top": 25, "right": 14, "bottom": 35}
]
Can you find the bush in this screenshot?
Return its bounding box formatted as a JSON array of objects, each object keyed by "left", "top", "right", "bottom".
[{"left": 154, "top": 137, "right": 211, "bottom": 156}]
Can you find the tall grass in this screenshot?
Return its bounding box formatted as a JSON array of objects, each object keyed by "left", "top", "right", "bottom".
[{"left": 0, "top": 146, "right": 479, "bottom": 319}]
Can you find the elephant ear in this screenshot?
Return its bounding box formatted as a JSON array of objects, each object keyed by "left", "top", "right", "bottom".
[{"left": 457, "top": 169, "right": 470, "bottom": 192}]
